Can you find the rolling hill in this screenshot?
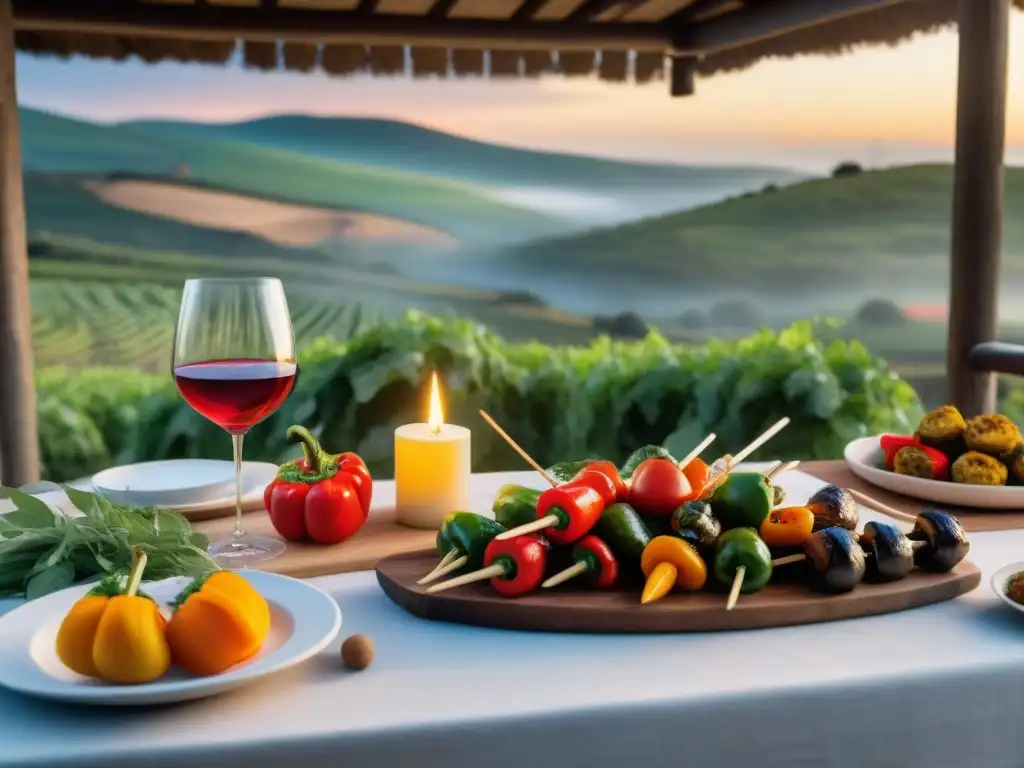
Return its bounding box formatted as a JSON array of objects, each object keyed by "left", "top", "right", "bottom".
[
  {"left": 19, "top": 108, "right": 566, "bottom": 246},
  {"left": 492, "top": 164, "right": 1024, "bottom": 297},
  {"left": 123, "top": 114, "right": 801, "bottom": 193}
]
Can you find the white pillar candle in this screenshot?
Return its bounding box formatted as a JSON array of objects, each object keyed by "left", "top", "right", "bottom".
[{"left": 394, "top": 373, "right": 471, "bottom": 529}]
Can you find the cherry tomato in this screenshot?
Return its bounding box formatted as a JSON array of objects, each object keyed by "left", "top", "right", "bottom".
[
  {"left": 759, "top": 506, "right": 815, "bottom": 548},
  {"left": 628, "top": 457, "right": 693, "bottom": 516}
]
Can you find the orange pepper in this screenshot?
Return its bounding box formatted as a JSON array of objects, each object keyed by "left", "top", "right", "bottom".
[
  {"left": 759, "top": 506, "right": 815, "bottom": 548},
  {"left": 639, "top": 536, "right": 707, "bottom": 604},
  {"left": 166, "top": 571, "right": 271, "bottom": 676},
  {"left": 55, "top": 547, "right": 170, "bottom": 684},
  {"left": 680, "top": 458, "right": 710, "bottom": 498}
]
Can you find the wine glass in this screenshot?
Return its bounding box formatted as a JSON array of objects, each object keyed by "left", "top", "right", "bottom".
[{"left": 172, "top": 278, "right": 297, "bottom": 566}]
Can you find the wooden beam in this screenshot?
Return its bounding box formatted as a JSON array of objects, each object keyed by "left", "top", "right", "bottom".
[
  {"left": 669, "top": 53, "right": 694, "bottom": 95},
  {"left": 13, "top": 0, "right": 669, "bottom": 51},
  {"left": 511, "top": 0, "right": 549, "bottom": 20},
  {"left": 947, "top": 0, "right": 1010, "bottom": 417},
  {"left": 0, "top": 0, "right": 39, "bottom": 486},
  {"left": 673, "top": 0, "right": 910, "bottom": 53},
  {"left": 567, "top": 0, "right": 624, "bottom": 21},
  {"left": 428, "top": 0, "right": 458, "bottom": 16},
  {"left": 968, "top": 342, "right": 1024, "bottom": 378}
]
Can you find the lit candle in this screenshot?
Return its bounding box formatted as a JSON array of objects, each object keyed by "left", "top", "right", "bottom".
[{"left": 394, "top": 372, "right": 471, "bottom": 529}]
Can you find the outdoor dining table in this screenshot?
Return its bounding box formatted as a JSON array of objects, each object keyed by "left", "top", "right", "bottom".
[{"left": 1, "top": 466, "right": 1023, "bottom": 768}]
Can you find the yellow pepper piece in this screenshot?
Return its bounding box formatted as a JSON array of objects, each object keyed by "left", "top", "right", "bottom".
[
  {"left": 639, "top": 535, "right": 707, "bottom": 605},
  {"left": 166, "top": 570, "right": 271, "bottom": 676},
  {"left": 55, "top": 548, "right": 171, "bottom": 684}
]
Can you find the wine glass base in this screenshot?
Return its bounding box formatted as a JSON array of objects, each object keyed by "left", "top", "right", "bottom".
[{"left": 209, "top": 535, "right": 286, "bottom": 568}]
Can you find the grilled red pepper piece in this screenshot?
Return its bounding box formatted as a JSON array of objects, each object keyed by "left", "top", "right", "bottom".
[
  {"left": 567, "top": 465, "right": 619, "bottom": 505},
  {"left": 536, "top": 483, "right": 606, "bottom": 545},
  {"left": 879, "top": 434, "right": 948, "bottom": 478},
  {"left": 571, "top": 460, "right": 627, "bottom": 503},
  {"left": 264, "top": 425, "right": 372, "bottom": 545},
  {"left": 571, "top": 534, "right": 619, "bottom": 589},
  {"left": 483, "top": 534, "right": 549, "bottom": 597}
]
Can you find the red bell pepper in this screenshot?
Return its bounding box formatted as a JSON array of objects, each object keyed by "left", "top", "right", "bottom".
[
  {"left": 483, "top": 534, "right": 549, "bottom": 598},
  {"left": 535, "top": 483, "right": 606, "bottom": 545},
  {"left": 567, "top": 464, "right": 619, "bottom": 505},
  {"left": 570, "top": 461, "right": 627, "bottom": 503},
  {"left": 264, "top": 425, "right": 372, "bottom": 545},
  {"left": 879, "top": 434, "right": 949, "bottom": 478}
]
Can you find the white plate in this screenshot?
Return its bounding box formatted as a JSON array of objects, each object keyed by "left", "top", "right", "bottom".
[
  {"left": 991, "top": 561, "right": 1024, "bottom": 615},
  {"left": 0, "top": 571, "right": 341, "bottom": 706},
  {"left": 844, "top": 436, "right": 1024, "bottom": 510},
  {"left": 92, "top": 459, "right": 236, "bottom": 507},
  {"left": 94, "top": 462, "right": 279, "bottom": 515}
]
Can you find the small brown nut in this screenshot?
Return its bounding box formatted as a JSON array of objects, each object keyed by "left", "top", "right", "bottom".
[{"left": 341, "top": 634, "right": 375, "bottom": 670}]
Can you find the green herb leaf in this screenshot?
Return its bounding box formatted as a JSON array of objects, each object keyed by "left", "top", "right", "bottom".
[
  {"left": 25, "top": 560, "right": 75, "bottom": 600},
  {"left": 0, "top": 487, "right": 57, "bottom": 530},
  {"left": 620, "top": 445, "right": 676, "bottom": 479}
]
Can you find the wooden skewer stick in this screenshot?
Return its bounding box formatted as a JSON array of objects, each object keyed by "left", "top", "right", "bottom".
[
  {"left": 846, "top": 488, "right": 918, "bottom": 526},
  {"left": 677, "top": 433, "right": 716, "bottom": 470},
  {"left": 542, "top": 560, "right": 589, "bottom": 589},
  {"left": 764, "top": 460, "right": 800, "bottom": 483},
  {"left": 729, "top": 417, "right": 791, "bottom": 469},
  {"left": 494, "top": 513, "right": 559, "bottom": 541},
  {"left": 726, "top": 566, "right": 745, "bottom": 611},
  {"left": 417, "top": 554, "right": 469, "bottom": 585},
  {"left": 479, "top": 410, "right": 557, "bottom": 488},
  {"left": 419, "top": 549, "right": 458, "bottom": 583},
  {"left": 426, "top": 563, "right": 506, "bottom": 594}
]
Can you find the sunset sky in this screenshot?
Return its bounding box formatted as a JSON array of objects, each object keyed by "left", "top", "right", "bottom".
[{"left": 15, "top": 10, "right": 1024, "bottom": 172}]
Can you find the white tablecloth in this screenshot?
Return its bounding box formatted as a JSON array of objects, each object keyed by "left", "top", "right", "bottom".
[{"left": 2, "top": 468, "right": 1023, "bottom": 768}]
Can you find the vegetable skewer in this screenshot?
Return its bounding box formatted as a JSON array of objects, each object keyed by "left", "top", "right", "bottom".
[
  {"left": 640, "top": 536, "right": 707, "bottom": 604},
  {"left": 701, "top": 417, "right": 791, "bottom": 496},
  {"left": 427, "top": 534, "right": 549, "bottom": 597},
  {"left": 542, "top": 535, "right": 619, "bottom": 589},
  {"left": 713, "top": 527, "right": 773, "bottom": 611},
  {"left": 417, "top": 512, "right": 506, "bottom": 585}
]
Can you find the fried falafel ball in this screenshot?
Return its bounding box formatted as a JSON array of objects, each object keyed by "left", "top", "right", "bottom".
[
  {"left": 914, "top": 405, "right": 967, "bottom": 458},
  {"left": 964, "top": 414, "right": 1022, "bottom": 457},
  {"left": 893, "top": 446, "right": 940, "bottom": 479},
  {"left": 951, "top": 450, "right": 1008, "bottom": 486}
]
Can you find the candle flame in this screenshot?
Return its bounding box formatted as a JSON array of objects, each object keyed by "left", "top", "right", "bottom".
[{"left": 428, "top": 371, "right": 444, "bottom": 433}]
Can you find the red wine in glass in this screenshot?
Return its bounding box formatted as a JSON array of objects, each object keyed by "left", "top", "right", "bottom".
[
  {"left": 172, "top": 277, "right": 297, "bottom": 567},
  {"left": 174, "top": 359, "right": 298, "bottom": 434}
]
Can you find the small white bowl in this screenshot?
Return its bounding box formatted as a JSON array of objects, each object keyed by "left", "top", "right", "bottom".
[
  {"left": 992, "top": 561, "right": 1024, "bottom": 616},
  {"left": 91, "top": 460, "right": 236, "bottom": 508}
]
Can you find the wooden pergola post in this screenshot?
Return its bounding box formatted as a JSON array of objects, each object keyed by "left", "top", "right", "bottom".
[
  {"left": 0, "top": 0, "right": 39, "bottom": 486},
  {"left": 946, "top": 0, "right": 1010, "bottom": 417}
]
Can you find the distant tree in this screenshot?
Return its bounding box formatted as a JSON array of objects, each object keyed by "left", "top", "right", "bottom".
[
  {"left": 496, "top": 290, "right": 547, "bottom": 308},
  {"left": 854, "top": 298, "right": 906, "bottom": 327},
  {"left": 761, "top": 183, "right": 779, "bottom": 194},
  {"left": 594, "top": 311, "right": 649, "bottom": 339},
  {"left": 832, "top": 161, "right": 863, "bottom": 178},
  {"left": 678, "top": 309, "right": 707, "bottom": 329},
  {"left": 708, "top": 299, "right": 762, "bottom": 329}
]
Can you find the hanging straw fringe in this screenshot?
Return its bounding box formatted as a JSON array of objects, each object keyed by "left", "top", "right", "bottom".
[
  {"left": 559, "top": 50, "right": 595, "bottom": 76},
  {"left": 369, "top": 45, "right": 407, "bottom": 76},
  {"left": 488, "top": 50, "right": 520, "bottom": 77},
  {"left": 452, "top": 48, "right": 484, "bottom": 77},
  {"left": 598, "top": 50, "right": 628, "bottom": 82},
  {"left": 243, "top": 40, "right": 278, "bottom": 70},
  {"left": 411, "top": 46, "right": 449, "bottom": 78},
  {"left": 322, "top": 44, "right": 368, "bottom": 76},
  {"left": 283, "top": 42, "right": 319, "bottom": 72}
]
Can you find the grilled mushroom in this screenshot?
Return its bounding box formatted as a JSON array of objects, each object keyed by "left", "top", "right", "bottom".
[
  {"left": 908, "top": 510, "right": 969, "bottom": 572},
  {"left": 801, "top": 528, "right": 866, "bottom": 593},
  {"left": 806, "top": 485, "right": 859, "bottom": 532},
  {"left": 859, "top": 521, "right": 915, "bottom": 581}
]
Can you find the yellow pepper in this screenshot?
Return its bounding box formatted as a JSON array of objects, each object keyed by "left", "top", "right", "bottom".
[
  {"left": 166, "top": 570, "right": 270, "bottom": 676},
  {"left": 55, "top": 547, "right": 171, "bottom": 684},
  {"left": 640, "top": 535, "right": 707, "bottom": 605}
]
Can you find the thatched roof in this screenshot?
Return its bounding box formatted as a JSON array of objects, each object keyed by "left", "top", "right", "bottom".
[{"left": 12, "top": 0, "right": 1020, "bottom": 91}]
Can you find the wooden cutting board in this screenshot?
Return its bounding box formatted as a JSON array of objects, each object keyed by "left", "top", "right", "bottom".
[
  {"left": 191, "top": 506, "right": 438, "bottom": 579},
  {"left": 804, "top": 460, "right": 1024, "bottom": 532},
  {"left": 376, "top": 549, "right": 981, "bottom": 633}
]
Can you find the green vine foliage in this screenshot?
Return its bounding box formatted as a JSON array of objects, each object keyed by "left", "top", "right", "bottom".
[{"left": 35, "top": 312, "right": 924, "bottom": 482}]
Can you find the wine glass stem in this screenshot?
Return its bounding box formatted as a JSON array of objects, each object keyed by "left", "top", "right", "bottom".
[{"left": 231, "top": 432, "right": 245, "bottom": 540}]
